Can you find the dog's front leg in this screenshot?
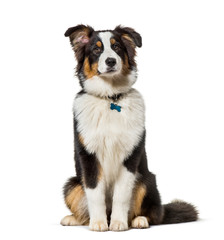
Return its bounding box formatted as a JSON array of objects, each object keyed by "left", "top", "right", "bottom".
[
  {"left": 85, "top": 178, "right": 108, "bottom": 231},
  {"left": 75, "top": 128, "right": 108, "bottom": 231},
  {"left": 110, "top": 167, "right": 136, "bottom": 231}
]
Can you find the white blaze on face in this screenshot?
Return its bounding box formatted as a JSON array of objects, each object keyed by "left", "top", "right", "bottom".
[{"left": 98, "top": 32, "right": 122, "bottom": 75}]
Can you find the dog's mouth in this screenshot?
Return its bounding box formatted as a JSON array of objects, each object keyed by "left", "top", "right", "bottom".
[
  {"left": 97, "top": 68, "right": 117, "bottom": 75},
  {"left": 106, "top": 67, "right": 116, "bottom": 73},
  {"left": 98, "top": 68, "right": 117, "bottom": 76}
]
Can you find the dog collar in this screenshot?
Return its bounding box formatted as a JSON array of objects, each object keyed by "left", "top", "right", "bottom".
[
  {"left": 108, "top": 94, "right": 122, "bottom": 112},
  {"left": 108, "top": 93, "right": 123, "bottom": 102}
]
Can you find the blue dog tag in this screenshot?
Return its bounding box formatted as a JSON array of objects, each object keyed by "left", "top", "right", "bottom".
[{"left": 110, "top": 103, "right": 121, "bottom": 112}]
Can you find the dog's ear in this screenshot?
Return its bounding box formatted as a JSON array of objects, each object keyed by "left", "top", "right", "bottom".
[
  {"left": 114, "top": 26, "right": 141, "bottom": 67},
  {"left": 114, "top": 25, "right": 142, "bottom": 48},
  {"left": 65, "top": 25, "right": 94, "bottom": 45},
  {"left": 65, "top": 25, "right": 94, "bottom": 61}
]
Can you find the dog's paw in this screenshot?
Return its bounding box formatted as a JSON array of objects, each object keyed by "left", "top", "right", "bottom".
[
  {"left": 109, "top": 220, "right": 128, "bottom": 231},
  {"left": 89, "top": 220, "right": 108, "bottom": 231},
  {"left": 60, "top": 215, "right": 79, "bottom": 226},
  {"left": 131, "top": 216, "right": 149, "bottom": 229}
]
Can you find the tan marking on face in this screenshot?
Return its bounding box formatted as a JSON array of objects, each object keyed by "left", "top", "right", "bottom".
[
  {"left": 65, "top": 185, "right": 89, "bottom": 225},
  {"left": 84, "top": 57, "right": 98, "bottom": 79},
  {"left": 122, "top": 54, "right": 130, "bottom": 76},
  {"left": 110, "top": 38, "right": 116, "bottom": 45},
  {"left": 96, "top": 41, "right": 102, "bottom": 47}
]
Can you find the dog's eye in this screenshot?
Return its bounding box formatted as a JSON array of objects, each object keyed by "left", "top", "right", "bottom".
[
  {"left": 93, "top": 47, "right": 101, "bottom": 55},
  {"left": 113, "top": 43, "right": 120, "bottom": 51}
]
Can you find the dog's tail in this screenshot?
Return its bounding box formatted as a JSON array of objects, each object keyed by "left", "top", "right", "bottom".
[{"left": 162, "top": 200, "right": 198, "bottom": 224}]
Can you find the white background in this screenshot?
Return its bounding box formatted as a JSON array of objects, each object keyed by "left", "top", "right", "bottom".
[{"left": 0, "top": 0, "right": 224, "bottom": 239}]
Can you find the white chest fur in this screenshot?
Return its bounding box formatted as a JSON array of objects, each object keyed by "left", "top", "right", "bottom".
[{"left": 73, "top": 88, "right": 145, "bottom": 185}]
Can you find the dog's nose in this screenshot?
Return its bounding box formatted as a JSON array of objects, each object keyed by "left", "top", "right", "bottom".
[{"left": 105, "top": 58, "right": 116, "bottom": 67}]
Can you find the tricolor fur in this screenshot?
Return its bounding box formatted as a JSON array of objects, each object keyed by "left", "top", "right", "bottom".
[{"left": 61, "top": 25, "right": 198, "bottom": 231}]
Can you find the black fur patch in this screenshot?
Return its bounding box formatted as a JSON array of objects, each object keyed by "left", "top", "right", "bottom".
[
  {"left": 140, "top": 173, "right": 164, "bottom": 224},
  {"left": 74, "top": 118, "right": 100, "bottom": 189},
  {"left": 123, "top": 130, "right": 146, "bottom": 173}
]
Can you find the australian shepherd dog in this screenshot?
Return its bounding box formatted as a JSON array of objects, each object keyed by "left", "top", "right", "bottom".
[{"left": 60, "top": 25, "right": 198, "bottom": 231}]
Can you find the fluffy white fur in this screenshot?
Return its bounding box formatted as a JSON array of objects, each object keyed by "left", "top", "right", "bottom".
[
  {"left": 110, "top": 167, "right": 136, "bottom": 231},
  {"left": 74, "top": 88, "right": 145, "bottom": 185},
  {"left": 85, "top": 179, "right": 108, "bottom": 231}
]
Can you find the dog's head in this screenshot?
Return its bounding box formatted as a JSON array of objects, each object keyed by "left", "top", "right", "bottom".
[{"left": 65, "top": 25, "right": 142, "bottom": 97}]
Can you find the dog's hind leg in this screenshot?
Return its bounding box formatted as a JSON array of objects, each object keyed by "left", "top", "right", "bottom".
[
  {"left": 60, "top": 215, "right": 83, "bottom": 226},
  {"left": 131, "top": 216, "right": 149, "bottom": 228},
  {"left": 61, "top": 177, "right": 89, "bottom": 226}
]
